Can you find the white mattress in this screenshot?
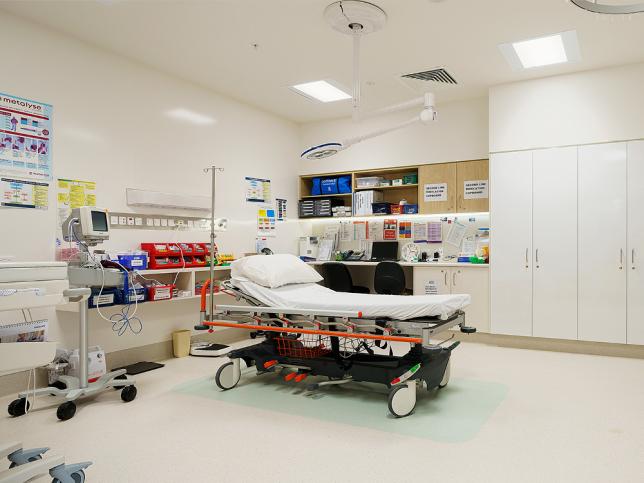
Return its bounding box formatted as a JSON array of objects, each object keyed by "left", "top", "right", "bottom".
[{"left": 231, "top": 277, "right": 470, "bottom": 320}]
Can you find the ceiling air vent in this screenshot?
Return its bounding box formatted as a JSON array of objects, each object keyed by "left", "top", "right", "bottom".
[{"left": 401, "top": 68, "right": 457, "bottom": 85}]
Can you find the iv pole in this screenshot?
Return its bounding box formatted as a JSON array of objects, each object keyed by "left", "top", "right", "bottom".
[{"left": 204, "top": 165, "right": 224, "bottom": 323}]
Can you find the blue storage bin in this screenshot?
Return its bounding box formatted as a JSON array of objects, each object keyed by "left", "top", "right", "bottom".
[
  {"left": 402, "top": 204, "right": 419, "bottom": 214},
  {"left": 338, "top": 175, "right": 352, "bottom": 194},
  {"left": 88, "top": 287, "right": 119, "bottom": 309},
  {"left": 311, "top": 177, "right": 322, "bottom": 196},
  {"left": 116, "top": 286, "right": 147, "bottom": 305},
  {"left": 117, "top": 253, "right": 148, "bottom": 270},
  {"left": 321, "top": 177, "right": 339, "bottom": 195}
]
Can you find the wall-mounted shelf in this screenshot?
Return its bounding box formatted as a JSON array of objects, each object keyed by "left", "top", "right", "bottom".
[
  {"left": 56, "top": 266, "right": 232, "bottom": 313},
  {"left": 299, "top": 160, "right": 489, "bottom": 218}
]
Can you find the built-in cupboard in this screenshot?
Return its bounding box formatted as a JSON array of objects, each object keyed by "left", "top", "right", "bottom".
[{"left": 490, "top": 140, "right": 644, "bottom": 345}]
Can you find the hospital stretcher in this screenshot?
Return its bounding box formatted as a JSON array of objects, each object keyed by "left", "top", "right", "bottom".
[{"left": 197, "top": 280, "right": 476, "bottom": 418}]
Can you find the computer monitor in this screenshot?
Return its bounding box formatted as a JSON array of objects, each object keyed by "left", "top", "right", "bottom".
[
  {"left": 63, "top": 206, "right": 110, "bottom": 246},
  {"left": 371, "top": 241, "right": 398, "bottom": 261}
]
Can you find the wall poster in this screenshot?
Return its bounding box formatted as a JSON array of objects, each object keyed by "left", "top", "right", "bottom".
[{"left": 0, "top": 92, "right": 52, "bottom": 181}]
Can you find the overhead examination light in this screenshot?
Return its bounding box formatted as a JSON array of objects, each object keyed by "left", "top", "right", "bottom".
[
  {"left": 301, "top": 0, "right": 438, "bottom": 160},
  {"left": 570, "top": 0, "right": 644, "bottom": 14}
]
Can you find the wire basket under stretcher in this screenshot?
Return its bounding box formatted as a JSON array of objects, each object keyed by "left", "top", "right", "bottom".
[{"left": 275, "top": 334, "right": 332, "bottom": 359}]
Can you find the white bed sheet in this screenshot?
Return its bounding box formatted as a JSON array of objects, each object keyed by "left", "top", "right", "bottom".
[{"left": 231, "top": 277, "right": 470, "bottom": 320}]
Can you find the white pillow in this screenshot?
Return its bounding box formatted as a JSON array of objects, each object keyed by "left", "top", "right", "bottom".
[{"left": 230, "top": 254, "right": 322, "bottom": 288}]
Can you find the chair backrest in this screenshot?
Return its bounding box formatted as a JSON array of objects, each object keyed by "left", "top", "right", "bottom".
[
  {"left": 374, "top": 261, "right": 406, "bottom": 295},
  {"left": 322, "top": 262, "right": 354, "bottom": 292}
]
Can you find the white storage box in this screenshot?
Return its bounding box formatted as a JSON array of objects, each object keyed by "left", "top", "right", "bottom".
[{"left": 355, "top": 177, "right": 384, "bottom": 188}]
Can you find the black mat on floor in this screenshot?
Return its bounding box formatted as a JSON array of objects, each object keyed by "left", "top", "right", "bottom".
[{"left": 115, "top": 361, "right": 165, "bottom": 375}]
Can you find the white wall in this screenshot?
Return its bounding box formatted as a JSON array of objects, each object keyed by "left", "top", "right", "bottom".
[
  {"left": 299, "top": 97, "right": 489, "bottom": 175},
  {"left": 0, "top": 13, "right": 302, "bottom": 353},
  {"left": 490, "top": 62, "right": 644, "bottom": 153}
]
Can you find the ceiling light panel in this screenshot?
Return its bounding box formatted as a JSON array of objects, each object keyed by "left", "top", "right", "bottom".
[
  {"left": 290, "top": 80, "right": 351, "bottom": 103},
  {"left": 499, "top": 30, "right": 581, "bottom": 71}
]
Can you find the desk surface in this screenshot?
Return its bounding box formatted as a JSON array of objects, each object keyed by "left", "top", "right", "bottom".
[{"left": 307, "top": 261, "right": 489, "bottom": 268}]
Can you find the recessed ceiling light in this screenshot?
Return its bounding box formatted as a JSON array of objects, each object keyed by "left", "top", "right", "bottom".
[
  {"left": 290, "top": 80, "right": 351, "bottom": 103},
  {"left": 165, "top": 108, "right": 216, "bottom": 125},
  {"left": 499, "top": 30, "right": 581, "bottom": 71}
]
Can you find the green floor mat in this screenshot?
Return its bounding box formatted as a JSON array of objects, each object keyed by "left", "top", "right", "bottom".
[{"left": 174, "top": 370, "right": 507, "bottom": 443}]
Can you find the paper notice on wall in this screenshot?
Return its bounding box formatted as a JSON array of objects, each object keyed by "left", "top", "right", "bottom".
[
  {"left": 446, "top": 220, "right": 467, "bottom": 247},
  {"left": 339, "top": 221, "right": 352, "bottom": 242},
  {"left": 424, "top": 183, "right": 447, "bottom": 202},
  {"left": 424, "top": 280, "right": 439, "bottom": 295},
  {"left": 57, "top": 178, "right": 96, "bottom": 226},
  {"left": 464, "top": 180, "right": 488, "bottom": 199},
  {"left": 383, "top": 219, "right": 398, "bottom": 241},
  {"left": 0, "top": 319, "right": 48, "bottom": 343},
  {"left": 317, "top": 239, "right": 335, "bottom": 261},
  {"left": 412, "top": 222, "right": 428, "bottom": 242},
  {"left": 353, "top": 221, "right": 368, "bottom": 240},
  {"left": 276, "top": 198, "right": 287, "bottom": 221},
  {"left": 368, "top": 220, "right": 383, "bottom": 241},
  {"left": 428, "top": 221, "right": 442, "bottom": 243},
  {"left": 1, "top": 177, "right": 48, "bottom": 209},
  {"left": 245, "top": 177, "right": 271, "bottom": 203},
  {"left": 0, "top": 92, "right": 53, "bottom": 181},
  {"left": 359, "top": 239, "right": 373, "bottom": 260},
  {"left": 257, "top": 208, "right": 276, "bottom": 237},
  {"left": 398, "top": 220, "right": 412, "bottom": 239}
]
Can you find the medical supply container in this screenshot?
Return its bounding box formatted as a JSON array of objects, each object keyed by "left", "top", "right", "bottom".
[
  {"left": 337, "top": 175, "right": 352, "bottom": 193},
  {"left": 88, "top": 287, "right": 118, "bottom": 308},
  {"left": 116, "top": 285, "right": 146, "bottom": 304},
  {"left": 402, "top": 204, "right": 419, "bottom": 214},
  {"left": 403, "top": 174, "right": 418, "bottom": 184},
  {"left": 116, "top": 251, "right": 148, "bottom": 270},
  {"left": 320, "top": 177, "right": 339, "bottom": 194},
  {"left": 372, "top": 202, "right": 392, "bottom": 214},
  {"left": 147, "top": 284, "right": 174, "bottom": 301},
  {"left": 355, "top": 176, "right": 384, "bottom": 188},
  {"left": 311, "top": 177, "right": 322, "bottom": 196}
]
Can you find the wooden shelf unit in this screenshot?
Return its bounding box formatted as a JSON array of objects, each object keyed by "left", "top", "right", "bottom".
[{"left": 298, "top": 160, "right": 488, "bottom": 219}]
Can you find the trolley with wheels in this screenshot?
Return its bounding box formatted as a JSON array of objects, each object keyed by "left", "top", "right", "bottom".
[{"left": 201, "top": 281, "right": 475, "bottom": 418}]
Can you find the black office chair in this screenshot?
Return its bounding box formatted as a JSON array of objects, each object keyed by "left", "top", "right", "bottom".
[
  {"left": 322, "top": 263, "right": 370, "bottom": 293},
  {"left": 374, "top": 261, "right": 407, "bottom": 295}
]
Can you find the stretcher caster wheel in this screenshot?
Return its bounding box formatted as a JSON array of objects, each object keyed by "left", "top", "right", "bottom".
[
  {"left": 8, "top": 397, "right": 30, "bottom": 417},
  {"left": 53, "top": 469, "right": 86, "bottom": 483},
  {"left": 439, "top": 360, "right": 451, "bottom": 389},
  {"left": 57, "top": 401, "right": 77, "bottom": 421},
  {"left": 215, "top": 360, "right": 241, "bottom": 390},
  {"left": 306, "top": 383, "right": 319, "bottom": 391},
  {"left": 121, "top": 385, "right": 137, "bottom": 402},
  {"left": 388, "top": 383, "right": 416, "bottom": 418}
]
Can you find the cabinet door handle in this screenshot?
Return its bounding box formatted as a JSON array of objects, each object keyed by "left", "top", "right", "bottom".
[
  {"left": 535, "top": 248, "right": 539, "bottom": 266},
  {"left": 444, "top": 271, "right": 447, "bottom": 286},
  {"left": 452, "top": 271, "right": 456, "bottom": 286},
  {"left": 620, "top": 249, "right": 623, "bottom": 270},
  {"left": 632, "top": 249, "right": 636, "bottom": 270},
  {"left": 525, "top": 248, "right": 529, "bottom": 268}
]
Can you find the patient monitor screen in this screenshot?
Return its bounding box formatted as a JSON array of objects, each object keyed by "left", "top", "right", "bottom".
[{"left": 91, "top": 210, "right": 108, "bottom": 232}]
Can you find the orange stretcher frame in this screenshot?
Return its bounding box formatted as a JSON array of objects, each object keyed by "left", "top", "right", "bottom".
[{"left": 203, "top": 320, "right": 423, "bottom": 344}]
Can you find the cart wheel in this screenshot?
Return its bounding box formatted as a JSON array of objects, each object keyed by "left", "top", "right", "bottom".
[
  {"left": 388, "top": 384, "right": 416, "bottom": 418},
  {"left": 215, "top": 361, "right": 241, "bottom": 390},
  {"left": 121, "top": 385, "right": 137, "bottom": 402},
  {"left": 113, "top": 374, "right": 128, "bottom": 390},
  {"left": 439, "top": 360, "right": 451, "bottom": 389},
  {"left": 57, "top": 401, "right": 77, "bottom": 421},
  {"left": 8, "top": 398, "right": 30, "bottom": 417},
  {"left": 49, "top": 380, "right": 67, "bottom": 391},
  {"left": 53, "top": 469, "right": 85, "bottom": 483}
]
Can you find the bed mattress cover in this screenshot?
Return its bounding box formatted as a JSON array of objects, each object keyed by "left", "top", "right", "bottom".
[{"left": 231, "top": 277, "right": 470, "bottom": 320}]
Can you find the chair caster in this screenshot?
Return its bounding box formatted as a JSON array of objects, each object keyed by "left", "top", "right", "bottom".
[
  {"left": 51, "top": 461, "right": 92, "bottom": 483},
  {"left": 8, "top": 398, "right": 30, "bottom": 417},
  {"left": 57, "top": 401, "right": 77, "bottom": 421},
  {"left": 460, "top": 326, "right": 477, "bottom": 334}
]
